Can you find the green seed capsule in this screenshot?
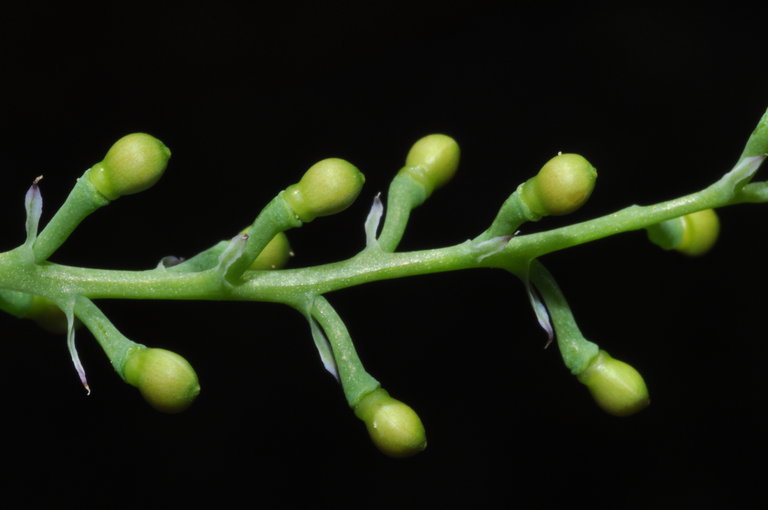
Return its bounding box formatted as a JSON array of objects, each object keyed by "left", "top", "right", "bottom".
[
  {"left": 283, "top": 158, "right": 365, "bottom": 222},
  {"left": 88, "top": 133, "right": 171, "bottom": 200},
  {"left": 123, "top": 347, "right": 200, "bottom": 413},
  {"left": 577, "top": 350, "right": 649, "bottom": 417},
  {"left": 522, "top": 153, "right": 597, "bottom": 216},
  {"left": 400, "top": 134, "right": 460, "bottom": 198},
  {"left": 354, "top": 388, "right": 427, "bottom": 458},
  {"left": 248, "top": 232, "right": 291, "bottom": 270}
]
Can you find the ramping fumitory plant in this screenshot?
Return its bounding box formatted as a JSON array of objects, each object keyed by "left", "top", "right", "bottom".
[{"left": 2, "top": 111, "right": 768, "bottom": 457}]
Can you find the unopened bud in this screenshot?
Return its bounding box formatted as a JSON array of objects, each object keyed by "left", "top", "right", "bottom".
[
  {"left": 123, "top": 347, "right": 200, "bottom": 413},
  {"left": 248, "top": 232, "right": 292, "bottom": 270},
  {"left": 22, "top": 295, "right": 71, "bottom": 334},
  {"left": 578, "top": 350, "right": 649, "bottom": 417},
  {"left": 647, "top": 209, "right": 719, "bottom": 257},
  {"left": 522, "top": 153, "right": 596, "bottom": 216},
  {"left": 401, "top": 134, "right": 460, "bottom": 198},
  {"left": 89, "top": 133, "right": 170, "bottom": 200},
  {"left": 284, "top": 158, "right": 365, "bottom": 222},
  {"left": 354, "top": 388, "right": 427, "bottom": 458}
]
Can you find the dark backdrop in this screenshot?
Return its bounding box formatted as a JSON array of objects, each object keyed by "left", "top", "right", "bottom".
[{"left": 2, "top": 3, "right": 767, "bottom": 508}]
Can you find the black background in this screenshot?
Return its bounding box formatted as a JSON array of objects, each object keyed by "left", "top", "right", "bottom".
[{"left": 2, "top": 3, "right": 768, "bottom": 508}]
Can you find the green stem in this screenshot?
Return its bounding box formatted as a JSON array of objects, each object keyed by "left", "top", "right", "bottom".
[
  {"left": 224, "top": 194, "right": 301, "bottom": 281},
  {"left": 475, "top": 184, "right": 540, "bottom": 242},
  {"left": 309, "top": 295, "right": 379, "bottom": 406},
  {"left": 491, "top": 171, "right": 745, "bottom": 264},
  {"left": 734, "top": 181, "right": 768, "bottom": 203},
  {"left": 74, "top": 296, "right": 142, "bottom": 376},
  {"left": 166, "top": 195, "right": 300, "bottom": 277},
  {"left": 377, "top": 174, "right": 426, "bottom": 252},
  {"left": 528, "top": 260, "right": 598, "bottom": 375},
  {"left": 34, "top": 171, "right": 110, "bottom": 262},
  {"left": 0, "top": 156, "right": 765, "bottom": 313}
]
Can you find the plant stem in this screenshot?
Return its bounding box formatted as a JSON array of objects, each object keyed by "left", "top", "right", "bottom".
[
  {"left": 74, "top": 296, "right": 142, "bottom": 375},
  {"left": 377, "top": 174, "right": 424, "bottom": 252},
  {"left": 310, "top": 295, "right": 380, "bottom": 406},
  {"left": 489, "top": 170, "right": 749, "bottom": 263},
  {"left": 34, "top": 172, "right": 109, "bottom": 262},
  {"left": 529, "top": 261, "right": 598, "bottom": 375},
  {"left": 0, "top": 161, "right": 764, "bottom": 310}
]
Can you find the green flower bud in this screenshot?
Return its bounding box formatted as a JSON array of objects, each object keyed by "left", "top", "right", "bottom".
[
  {"left": 22, "top": 295, "right": 70, "bottom": 334},
  {"left": 123, "top": 347, "right": 200, "bottom": 413},
  {"left": 88, "top": 133, "right": 171, "bottom": 200},
  {"left": 522, "top": 153, "right": 597, "bottom": 216},
  {"left": 400, "top": 134, "right": 460, "bottom": 198},
  {"left": 647, "top": 209, "right": 719, "bottom": 257},
  {"left": 248, "top": 232, "right": 292, "bottom": 270},
  {"left": 283, "top": 158, "right": 365, "bottom": 222},
  {"left": 577, "top": 350, "right": 649, "bottom": 417},
  {"left": 354, "top": 388, "right": 427, "bottom": 458},
  {"left": 678, "top": 209, "right": 719, "bottom": 256}
]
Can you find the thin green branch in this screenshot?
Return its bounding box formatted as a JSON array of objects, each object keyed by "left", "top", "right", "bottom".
[
  {"left": 74, "top": 296, "right": 142, "bottom": 376},
  {"left": 34, "top": 172, "right": 109, "bottom": 262},
  {"left": 528, "top": 260, "right": 598, "bottom": 375},
  {"left": 308, "top": 295, "right": 380, "bottom": 407},
  {"left": 1, "top": 156, "right": 766, "bottom": 308}
]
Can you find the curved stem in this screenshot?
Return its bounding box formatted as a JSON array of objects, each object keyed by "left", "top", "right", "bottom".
[
  {"left": 528, "top": 261, "right": 598, "bottom": 375},
  {"left": 475, "top": 183, "right": 540, "bottom": 242},
  {"left": 309, "top": 295, "right": 379, "bottom": 407},
  {"left": 74, "top": 296, "right": 142, "bottom": 376}
]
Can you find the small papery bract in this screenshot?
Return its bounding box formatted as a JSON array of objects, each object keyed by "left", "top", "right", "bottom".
[
  {"left": 307, "top": 315, "right": 339, "bottom": 381},
  {"left": 525, "top": 280, "right": 554, "bottom": 347},
  {"left": 63, "top": 299, "right": 89, "bottom": 394},
  {"left": 24, "top": 176, "right": 43, "bottom": 245},
  {"left": 217, "top": 233, "right": 249, "bottom": 277},
  {"left": 364, "top": 193, "right": 384, "bottom": 247}
]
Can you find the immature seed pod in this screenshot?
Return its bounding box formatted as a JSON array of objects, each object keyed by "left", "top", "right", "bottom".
[
  {"left": 88, "top": 133, "right": 171, "bottom": 200},
  {"left": 283, "top": 158, "right": 365, "bottom": 222},
  {"left": 354, "top": 388, "right": 427, "bottom": 458},
  {"left": 123, "top": 347, "right": 200, "bottom": 413},
  {"left": 577, "top": 350, "right": 649, "bottom": 417},
  {"left": 647, "top": 209, "right": 720, "bottom": 257},
  {"left": 522, "top": 153, "right": 597, "bottom": 216},
  {"left": 400, "top": 133, "right": 460, "bottom": 198},
  {"left": 248, "top": 232, "right": 292, "bottom": 270}
]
